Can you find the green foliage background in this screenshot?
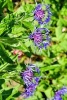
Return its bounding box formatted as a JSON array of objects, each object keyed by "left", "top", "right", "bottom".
[{"left": 0, "top": 0, "right": 67, "bottom": 100}]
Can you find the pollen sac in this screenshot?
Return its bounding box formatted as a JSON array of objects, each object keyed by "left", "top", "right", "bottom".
[
  {"left": 34, "top": 4, "right": 52, "bottom": 24},
  {"left": 29, "top": 28, "right": 50, "bottom": 49}
]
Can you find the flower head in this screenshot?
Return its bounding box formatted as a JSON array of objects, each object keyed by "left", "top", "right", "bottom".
[
  {"left": 21, "top": 64, "right": 40, "bottom": 86},
  {"left": 29, "top": 28, "right": 50, "bottom": 49},
  {"left": 34, "top": 4, "right": 52, "bottom": 24},
  {"left": 20, "top": 64, "right": 41, "bottom": 98},
  {"left": 53, "top": 87, "right": 67, "bottom": 100},
  {"left": 22, "top": 77, "right": 40, "bottom": 98}
]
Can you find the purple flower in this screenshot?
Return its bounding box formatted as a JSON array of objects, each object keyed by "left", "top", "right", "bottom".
[
  {"left": 53, "top": 95, "right": 62, "bottom": 100},
  {"left": 21, "top": 69, "right": 33, "bottom": 86},
  {"left": 53, "top": 87, "right": 67, "bottom": 100},
  {"left": 22, "top": 83, "right": 37, "bottom": 98},
  {"left": 20, "top": 64, "right": 41, "bottom": 98},
  {"left": 22, "top": 77, "right": 41, "bottom": 98},
  {"left": 29, "top": 28, "right": 50, "bottom": 49},
  {"left": 34, "top": 4, "right": 52, "bottom": 24},
  {"left": 21, "top": 64, "right": 40, "bottom": 86}
]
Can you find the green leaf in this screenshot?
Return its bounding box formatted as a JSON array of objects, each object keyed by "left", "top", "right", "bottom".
[
  {"left": 41, "top": 64, "right": 61, "bottom": 72},
  {"left": 22, "top": 21, "right": 34, "bottom": 31},
  {"left": 55, "top": 19, "right": 62, "bottom": 41},
  {"left": 36, "top": 91, "right": 42, "bottom": 99},
  {"left": 59, "top": 40, "right": 67, "bottom": 51},
  {"left": 0, "top": 44, "right": 13, "bottom": 63},
  {"left": 12, "top": 25, "right": 25, "bottom": 36},
  {"left": 0, "top": 23, "right": 6, "bottom": 35},
  {"left": 44, "top": 87, "right": 53, "bottom": 98},
  {"left": 7, "top": 0, "right": 13, "bottom": 11},
  {"left": 0, "top": 79, "right": 5, "bottom": 89},
  {"left": 6, "top": 85, "right": 20, "bottom": 100},
  {"left": 0, "top": 93, "right": 2, "bottom": 100},
  {"left": 2, "top": 88, "right": 13, "bottom": 100}
]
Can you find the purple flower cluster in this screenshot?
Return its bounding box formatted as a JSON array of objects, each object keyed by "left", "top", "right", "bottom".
[
  {"left": 20, "top": 64, "right": 41, "bottom": 98},
  {"left": 34, "top": 4, "right": 52, "bottom": 24},
  {"left": 20, "top": 2, "right": 52, "bottom": 99},
  {"left": 29, "top": 4, "right": 52, "bottom": 49},
  {"left": 53, "top": 87, "right": 67, "bottom": 100},
  {"left": 29, "top": 28, "right": 50, "bottom": 48}
]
